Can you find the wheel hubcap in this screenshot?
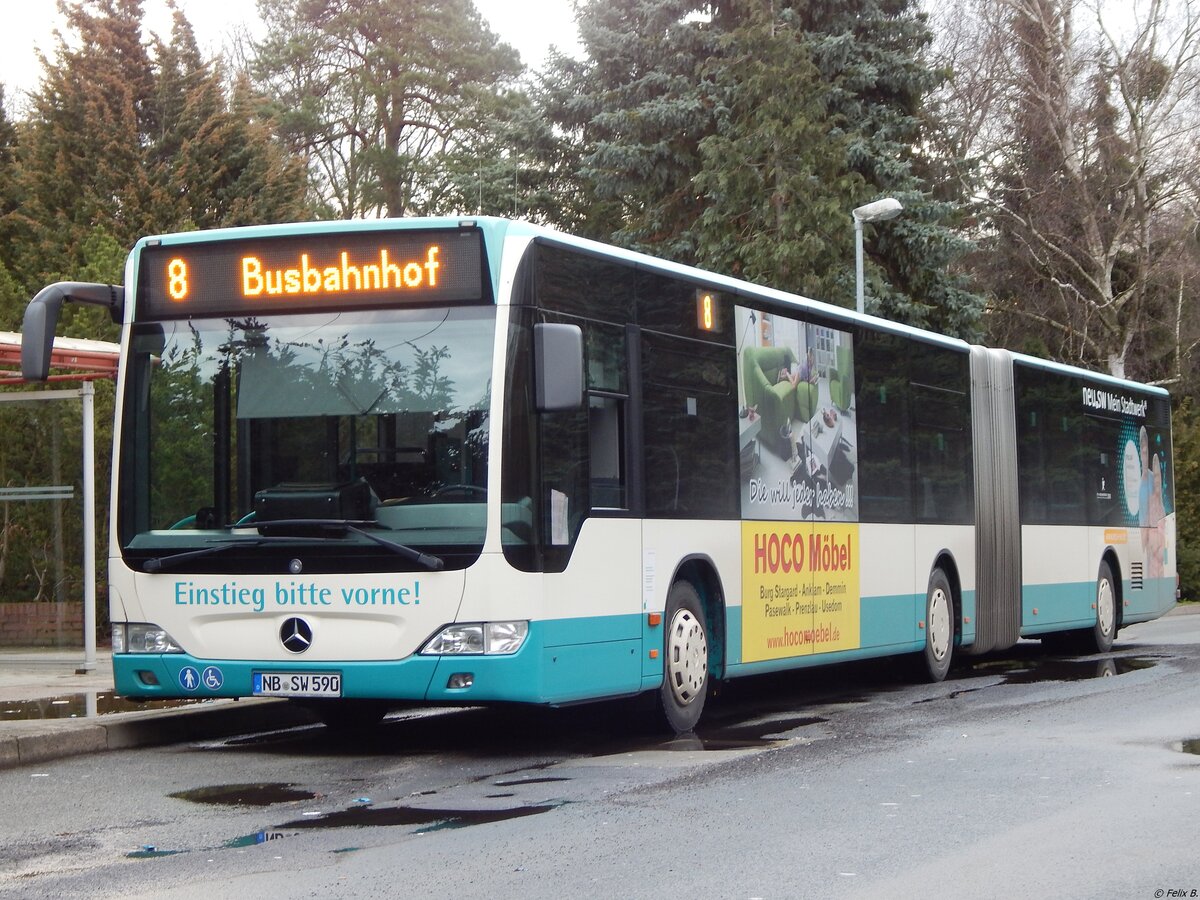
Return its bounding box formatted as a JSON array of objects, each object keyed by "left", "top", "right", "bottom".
[
  {"left": 1097, "top": 577, "right": 1114, "bottom": 636},
  {"left": 666, "top": 609, "right": 707, "bottom": 706},
  {"left": 928, "top": 588, "right": 951, "bottom": 662}
]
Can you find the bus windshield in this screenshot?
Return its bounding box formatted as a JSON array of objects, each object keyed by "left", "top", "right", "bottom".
[{"left": 118, "top": 306, "right": 495, "bottom": 571}]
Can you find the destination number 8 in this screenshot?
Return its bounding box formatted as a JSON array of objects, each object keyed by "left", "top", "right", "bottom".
[{"left": 168, "top": 258, "right": 189, "bottom": 301}]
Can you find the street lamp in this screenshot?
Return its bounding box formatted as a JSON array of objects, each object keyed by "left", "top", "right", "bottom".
[{"left": 853, "top": 198, "right": 904, "bottom": 316}]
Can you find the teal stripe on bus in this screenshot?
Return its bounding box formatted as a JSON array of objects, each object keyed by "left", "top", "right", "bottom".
[
  {"left": 723, "top": 592, "right": 927, "bottom": 677},
  {"left": 1019, "top": 581, "right": 1095, "bottom": 634},
  {"left": 1020, "top": 577, "right": 1176, "bottom": 634}
]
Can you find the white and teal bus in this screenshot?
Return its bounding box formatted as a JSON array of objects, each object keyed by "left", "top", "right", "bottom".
[{"left": 21, "top": 217, "right": 1177, "bottom": 731}]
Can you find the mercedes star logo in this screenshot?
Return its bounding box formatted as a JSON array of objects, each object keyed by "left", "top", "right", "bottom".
[{"left": 280, "top": 617, "right": 313, "bottom": 654}]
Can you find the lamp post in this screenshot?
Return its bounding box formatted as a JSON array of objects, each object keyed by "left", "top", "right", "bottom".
[{"left": 853, "top": 198, "right": 904, "bottom": 316}]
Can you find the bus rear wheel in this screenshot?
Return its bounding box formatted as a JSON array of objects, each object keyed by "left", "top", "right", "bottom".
[
  {"left": 658, "top": 580, "right": 709, "bottom": 734},
  {"left": 917, "top": 568, "right": 954, "bottom": 682}
]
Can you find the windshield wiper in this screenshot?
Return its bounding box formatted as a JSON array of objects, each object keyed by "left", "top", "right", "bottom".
[
  {"left": 252, "top": 519, "right": 446, "bottom": 571},
  {"left": 141, "top": 532, "right": 374, "bottom": 572},
  {"left": 143, "top": 539, "right": 268, "bottom": 573},
  {"left": 347, "top": 524, "right": 445, "bottom": 571},
  {"left": 143, "top": 525, "right": 445, "bottom": 573}
]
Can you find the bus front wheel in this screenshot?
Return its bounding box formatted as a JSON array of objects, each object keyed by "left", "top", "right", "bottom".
[
  {"left": 658, "top": 581, "right": 709, "bottom": 734},
  {"left": 918, "top": 568, "right": 954, "bottom": 682},
  {"left": 1084, "top": 561, "right": 1118, "bottom": 654}
]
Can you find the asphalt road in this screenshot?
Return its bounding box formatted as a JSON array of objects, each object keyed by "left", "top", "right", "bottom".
[{"left": 2, "top": 614, "right": 1198, "bottom": 899}]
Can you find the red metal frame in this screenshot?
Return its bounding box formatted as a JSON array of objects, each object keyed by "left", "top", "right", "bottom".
[{"left": 0, "top": 338, "right": 118, "bottom": 384}]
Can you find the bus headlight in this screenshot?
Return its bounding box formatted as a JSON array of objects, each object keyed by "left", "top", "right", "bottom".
[
  {"left": 420, "top": 621, "right": 528, "bottom": 656},
  {"left": 114, "top": 623, "right": 186, "bottom": 655},
  {"left": 485, "top": 621, "right": 529, "bottom": 655}
]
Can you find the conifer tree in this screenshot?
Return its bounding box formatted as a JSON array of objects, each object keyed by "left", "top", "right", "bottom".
[
  {"left": 794, "top": 0, "right": 981, "bottom": 335},
  {"left": 155, "top": 11, "right": 307, "bottom": 231},
  {"left": 0, "top": 87, "right": 22, "bottom": 325},
  {"left": 250, "top": 0, "right": 523, "bottom": 219},
  {"left": 693, "top": 4, "right": 861, "bottom": 301},
  {"left": 540, "top": 0, "right": 982, "bottom": 337},
  {"left": 7, "top": 1, "right": 308, "bottom": 330},
  {"left": 538, "top": 0, "right": 718, "bottom": 257},
  {"left": 15, "top": 0, "right": 161, "bottom": 289}
]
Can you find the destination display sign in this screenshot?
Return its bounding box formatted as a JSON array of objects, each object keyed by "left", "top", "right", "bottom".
[{"left": 137, "top": 227, "right": 488, "bottom": 319}]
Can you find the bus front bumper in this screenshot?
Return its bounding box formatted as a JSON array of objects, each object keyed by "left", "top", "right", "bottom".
[{"left": 112, "top": 645, "right": 549, "bottom": 705}]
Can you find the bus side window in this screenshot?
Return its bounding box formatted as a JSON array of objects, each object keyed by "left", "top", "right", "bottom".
[
  {"left": 640, "top": 331, "right": 738, "bottom": 519},
  {"left": 589, "top": 395, "right": 625, "bottom": 509},
  {"left": 586, "top": 322, "right": 628, "bottom": 511},
  {"left": 856, "top": 330, "right": 912, "bottom": 523},
  {"left": 909, "top": 343, "right": 972, "bottom": 525},
  {"left": 1016, "top": 367, "right": 1085, "bottom": 526},
  {"left": 540, "top": 401, "right": 589, "bottom": 545},
  {"left": 1085, "top": 414, "right": 1118, "bottom": 524}
]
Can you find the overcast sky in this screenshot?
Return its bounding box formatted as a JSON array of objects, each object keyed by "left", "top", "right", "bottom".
[{"left": 0, "top": 0, "right": 581, "bottom": 111}]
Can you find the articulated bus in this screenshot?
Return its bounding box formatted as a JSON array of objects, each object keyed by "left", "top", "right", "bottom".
[{"left": 21, "top": 217, "right": 1176, "bottom": 732}]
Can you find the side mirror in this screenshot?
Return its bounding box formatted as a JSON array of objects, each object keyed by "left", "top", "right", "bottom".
[
  {"left": 21, "top": 282, "right": 124, "bottom": 381},
  {"left": 534, "top": 322, "right": 584, "bottom": 412},
  {"left": 21, "top": 287, "right": 66, "bottom": 381}
]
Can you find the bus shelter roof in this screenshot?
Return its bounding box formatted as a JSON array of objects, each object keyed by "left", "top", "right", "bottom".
[{"left": 0, "top": 331, "right": 120, "bottom": 383}]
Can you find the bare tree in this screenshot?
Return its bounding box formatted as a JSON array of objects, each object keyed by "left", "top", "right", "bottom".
[
  {"left": 930, "top": 0, "right": 1200, "bottom": 382},
  {"left": 927, "top": 0, "right": 1013, "bottom": 185}
]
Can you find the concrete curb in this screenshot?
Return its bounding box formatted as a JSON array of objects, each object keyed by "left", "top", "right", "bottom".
[{"left": 0, "top": 698, "right": 316, "bottom": 771}]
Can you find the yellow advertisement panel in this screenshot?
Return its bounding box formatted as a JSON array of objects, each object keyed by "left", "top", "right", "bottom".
[{"left": 742, "top": 521, "right": 860, "bottom": 663}]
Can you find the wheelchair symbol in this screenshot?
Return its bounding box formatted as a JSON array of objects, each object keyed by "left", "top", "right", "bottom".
[{"left": 201, "top": 667, "right": 224, "bottom": 691}]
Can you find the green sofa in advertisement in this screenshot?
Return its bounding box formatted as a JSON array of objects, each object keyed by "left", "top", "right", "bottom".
[
  {"left": 828, "top": 345, "right": 854, "bottom": 411},
  {"left": 741, "top": 346, "right": 818, "bottom": 455}
]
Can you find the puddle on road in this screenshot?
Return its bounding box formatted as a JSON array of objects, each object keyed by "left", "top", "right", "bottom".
[
  {"left": 492, "top": 776, "right": 571, "bottom": 787},
  {"left": 127, "top": 846, "right": 186, "bottom": 859},
  {"left": 128, "top": 706, "right": 829, "bottom": 862},
  {"left": 1, "top": 692, "right": 203, "bottom": 720},
  {"left": 659, "top": 734, "right": 770, "bottom": 751},
  {"left": 911, "top": 656, "right": 1158, "bottom": 704},
  {"left": 127, "top": 830, "right": 287, "bottom": 859},
  {"left": 278, "top": 802, "right": 562, "bottom": 833},
  {"left": 224, "top": 831, "right": 288, "bottom": 849},
  {"left": 994, "top": 656, "right": 1156, "bottom": 685},
  {"left": 170, "top": 783, "right": 317, "bottom": 807},
  {"left": 921, "top": 657, "right": 1156, "bottom": 696},
  {"left": 128, "top": 799, "right": 563, "bottom": 860},
  {"left": 913, "top": 688, "right": 982, "bottom": 704},
  {"left": 676, "top": 715, "right": 829, "bottom": 751}
]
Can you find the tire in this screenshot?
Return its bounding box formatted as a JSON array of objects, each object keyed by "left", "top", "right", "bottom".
[
  {"left": 658, "top": 581, "right": 709, "bottom": 734},
  {"left": 1082, "top": 560, "right": 1118, "bottom": 654},
  {"left": 918, "top": 568, "right": 954, "bottom": 682}
]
